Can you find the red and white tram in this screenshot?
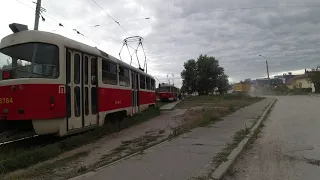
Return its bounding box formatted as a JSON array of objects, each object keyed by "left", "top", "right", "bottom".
[
  {"left": 157, "top": 83, "right": 179, "bottom": 102},
  {"left": 0, "top": 25, "right": 156, "bottom": 136}
]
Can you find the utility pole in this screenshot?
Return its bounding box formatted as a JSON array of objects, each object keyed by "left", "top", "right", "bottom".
[
  {"left": 167, "top": 73, "right": 174, "bottom": 86},
  {"left": 259, "top": 55, "right": 271, "bottom": 92},
  {"left": 266, "top": 60, "right": 270, "bottom": 91},
  {"left": 34, "top": 0, "right": 42, "bottom": 30},
  {"left": 172, "top": 74, "right": 175, "bottom": 86}
]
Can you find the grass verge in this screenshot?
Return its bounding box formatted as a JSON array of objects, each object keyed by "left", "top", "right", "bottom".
[
  {"left": 218, "top": 99, "right": 277, "bottom": 178},
  {"left": 0, "top": 107, "right": 160, "bottom": 175},
  {"left": 169, "top": 95, "right": 263, "bottom": 141},
  {"left": 213, "top": 100, "right": 275, "bottom": 165},
  {"left": 175, "top": 94, "right": 263, "bottom": 109},
  {"left": 213, "top": 127, "right": 250, "bottom": 164},
  {"left": 169, "top": 95, "right": 262, "bottom": 139},
  {"left": 246, "top": 100, "right": 276, "bottom": 148}
]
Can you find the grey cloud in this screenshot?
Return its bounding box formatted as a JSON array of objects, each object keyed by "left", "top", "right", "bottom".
[{"left": 3, "top": 0, "right": 320, "bottom": 87}]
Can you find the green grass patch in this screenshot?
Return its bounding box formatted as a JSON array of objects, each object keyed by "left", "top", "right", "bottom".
[
  {"left": 168, "top": 109, "right": 225, "bottom": 138},
  {"left": 0, "top": 107, "right": 160, "bottom": 175},
  {"left": 175, "top": 94, "right": 263, "bottom": 109},
  {"left": 198, "top": 110, "right": 222, "bottom": 127},
  {"left": 168, "top": 95, "right": 262, "bottom": 139}
]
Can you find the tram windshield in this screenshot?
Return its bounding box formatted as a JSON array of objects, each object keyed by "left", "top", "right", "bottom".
[
  {"left": 158, "top": 86, "right": 172, "bottom": 92},
  {"left": 0, "top": 42, "right": 59, "bottom": 80}
]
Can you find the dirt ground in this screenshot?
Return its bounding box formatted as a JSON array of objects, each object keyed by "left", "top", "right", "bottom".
[{"left": 4, "top": 107, "right": 204, "bottom": 180}]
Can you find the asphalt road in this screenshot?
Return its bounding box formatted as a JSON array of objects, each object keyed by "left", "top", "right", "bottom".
[{"left": 225, "top": 95, "right": 320, "bottom": 180}]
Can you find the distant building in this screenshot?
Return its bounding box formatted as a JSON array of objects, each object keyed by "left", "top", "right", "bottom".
[
  {"left": 233, "top": 82, "right": 251, "bottom": 93},
  {"left": 285, "top": 71, "right": 315, "bottom": 92},
  {"left": 251, "top": 77, "right": 283, "bottom": 87}
]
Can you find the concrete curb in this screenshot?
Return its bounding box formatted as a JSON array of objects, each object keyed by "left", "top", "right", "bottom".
[{"left": 211, "top": 98, "right": 277, "bottom": 180}]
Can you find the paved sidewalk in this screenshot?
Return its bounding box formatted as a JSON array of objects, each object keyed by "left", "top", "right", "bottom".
[
  {"left": 159, "top": 100, "right": 181, "bottom": 110},
  {"left": 71, "top": 98, "right": 274, "bottom": 180}
]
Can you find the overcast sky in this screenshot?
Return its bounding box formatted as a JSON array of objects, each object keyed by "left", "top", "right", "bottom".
[{"left": 1, "top": 0, "right": 320, "bottom": 87}]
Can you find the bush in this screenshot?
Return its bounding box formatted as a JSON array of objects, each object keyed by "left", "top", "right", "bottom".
[
  {"left": 289, "top": 88, "right": 312, "bottom": 95},
  {"left": 273, "top": 85, "right": 289, "bottom": 94}
]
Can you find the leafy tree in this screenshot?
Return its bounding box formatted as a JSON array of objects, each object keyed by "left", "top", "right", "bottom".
[
  {"left": 309, "top": 66, "right": 320, "bottom": 93},
  {"left": 217, "top": 74, "right": 230, "bottom": 94},
  {"left": 244, "top": 78, "right": 251, "bottom": 83},
  {"left": 181, "top": 59, "right": 198, "bottom": 94},
  {"left": 181, "top": 54, "right": 229, "bottom": 95}
]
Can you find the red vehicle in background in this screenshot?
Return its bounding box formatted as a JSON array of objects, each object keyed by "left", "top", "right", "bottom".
[{"left": 157, "top": 83, "right": 179, "bottom": 102}]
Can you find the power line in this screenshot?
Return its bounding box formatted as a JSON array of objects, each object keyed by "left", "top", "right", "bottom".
[
  {"left": 171, "top": 5, "right": 320, "bottom": 18},
  {"left": 91, "top": 0, "right": 131, "bottom": 36},
  {"left": 38, "top": 9, "right": 100, "bottom": 45},
  {"left": 14, "top": 0, "right": 100, "bottom": 45},
  {"left": 90, "top": 17, "right": 151, "bottom": 27},
  {"left": 15, "top": 0, "right": 35, "bottom": 11},
  {"left": 118, "top": 17, "right": 151, "bottom": 23},
  {"left": 106, "top": 5, "right": 320, "bottom": 21},
  {"left": 41, "top": 11, "right": 100, "bottom": 45}
]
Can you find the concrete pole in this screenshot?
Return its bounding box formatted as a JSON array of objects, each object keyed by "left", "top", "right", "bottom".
[
  {"left": 172, "top": 74, "right": 174, "bottom": 86},
  {"left": 266, "top": 60, "right": 270, "bottom": 92},
  {"left": 34, "top": 0, "right": 41, "bottom": 30},
  {"left": 259, "top": 55, "right": 271, "bottom": 92}
]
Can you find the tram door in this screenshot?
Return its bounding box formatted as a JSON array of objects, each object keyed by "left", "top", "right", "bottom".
[
  {"left": 131, "top": 71, "right": 139, "bottom": 114},
  {"left": 82, "top": 54, "right": 98, "bottom": 126},
  {"left": 66, "top": 49, "right": 98, "bottom": 131}
]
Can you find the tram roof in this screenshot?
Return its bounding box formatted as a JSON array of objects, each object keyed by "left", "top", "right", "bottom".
[
  {"left": 159, "top": 83, "right": 178, "bottom": 88},
  {"left": 0, "top": 30, "right": 154, "bottom": 79}
]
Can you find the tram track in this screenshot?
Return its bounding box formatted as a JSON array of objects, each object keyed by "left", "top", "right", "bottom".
[
  {"left": 0, "top": 134, "right": 38, "bottom": 146},
  {"left": 0, "top": 131, "right": 37, "bottom": 146},
  {"left": 0, "top": 131, "right": 61, "bottom": 150}
]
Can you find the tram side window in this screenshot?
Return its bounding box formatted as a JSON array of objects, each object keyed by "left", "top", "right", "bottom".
[
  {"left": 84, "top": 56, "right": 88, "bottom": 85},
  {"left": 85, "top": 87, "right": 89, "bottom": 115},
  {"left": 151, "top": 79, "right": 155, "bottom": 90},
  {"left": 74, "top": 86, "right": 81, "bottom": 117},
  {"left": 146, "top": 77, "right": 151, "bottom": 90},
  {"left": 74, "top": 54, "right": 80, "bottom": 84},
  {"left": 140, "top": 75, "right": 146, "bottom": 89},
  {"left": 102, "top": 59, "right": 117, "bottom": 85},
  {"left": 91, "top": 58, "right": 97, "bottom": 85},
  {"left": 119, "top": 66, "right": 130, "bottom": 87},
  {"left": 66, "top": 86, "right": 71, "bottom": 118},
  {"left": 66, "top": 51, "right": 71, "bottom": 84},
  {"left": 91, "top": 87, "right": 97, "bottom": 115}
]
